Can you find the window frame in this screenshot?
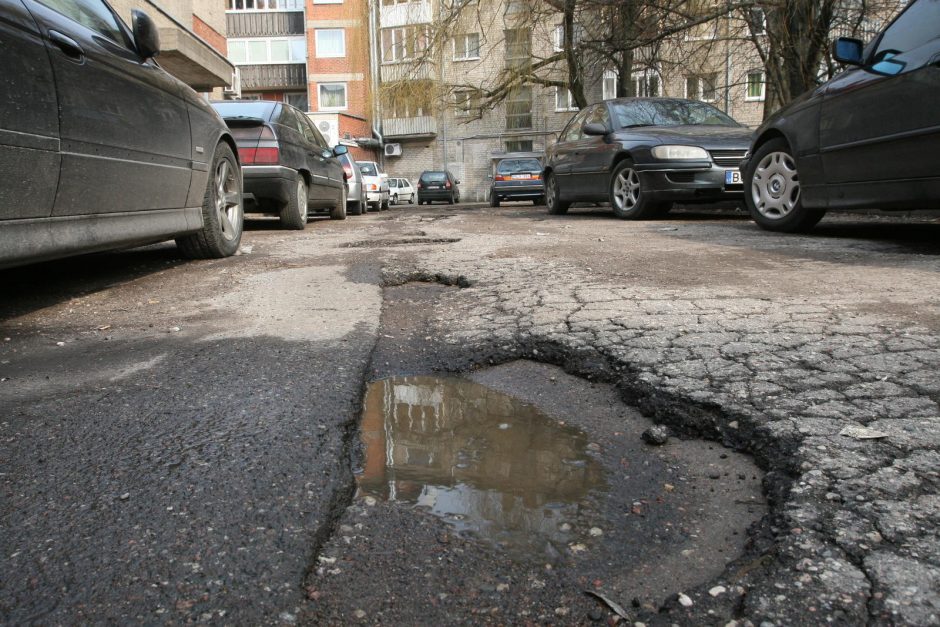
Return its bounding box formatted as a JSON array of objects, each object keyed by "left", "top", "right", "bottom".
[
  {"left": 745, "top": 70, "right": 765, "bottom": 101},
  {"left": 317, "top": 82, "right": 348, "bottom": 111},
  {"left": 227, "top": 36, "right": 307, "bottom": 65},
  {"left": 315, "top": 29, "right": 346, "bottom": 58},
  {"left": 226, "top": 0, "right": 304, "bottom": 12},
  {"left": 453, "top": 33, "right": 481, "bottom": 61},
  {"left": 505, "top": 85, "right": 533, "bottom": 130},
  {"left": 554, "top": 87, "right": 578, "bottom": 112}
]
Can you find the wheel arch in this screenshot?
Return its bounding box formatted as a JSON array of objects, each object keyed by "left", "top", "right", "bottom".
[
  {"left": 750, "top": 128, "right": 791, "bottom": 156},
  {"left": 218, "top": 133, "right": 239, "bottom": 164}
]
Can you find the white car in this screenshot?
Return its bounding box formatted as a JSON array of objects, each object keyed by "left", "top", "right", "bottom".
[
  {"left": 388, "top": 178, "right": 415, "bottom": 205},
  {"left": 358, "top": 161, "right": 389, "bottom": 211}
]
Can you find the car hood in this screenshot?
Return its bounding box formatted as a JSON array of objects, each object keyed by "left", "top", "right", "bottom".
[{"left": 613, "top": 125, "right": 752, "bottom": 149}]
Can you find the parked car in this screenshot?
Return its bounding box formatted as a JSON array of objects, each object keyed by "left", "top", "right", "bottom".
[
  {"left": 741, "top": 0, "right": 940, "bottom": 232},
  {"left": 338, "top": 153, "right": 367, "bottom": 215},
  {"left": 388, "top": 178, "right": 415, "bottom": 205},
  {"left": 417, "top": 171, "right": 461, "bottom": 205},
  {"left": 358, "top": 161, "right": 389, "bottom": 211},
  {"left": 211, "top": 100, "right": 348, "bottom": 228},
  {"left": 543, "top": 98, "right": 751, "bottom": 219},
  {"left": 490, "top": 156, "right": 544, "bottom": 206},
  {"left": 0, "top": 1, "right": 243, "bottom": 269}
]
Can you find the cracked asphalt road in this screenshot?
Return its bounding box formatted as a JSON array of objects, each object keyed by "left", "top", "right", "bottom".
[{"left": 2, "top": 204, "right": 939, "bottom": 624}]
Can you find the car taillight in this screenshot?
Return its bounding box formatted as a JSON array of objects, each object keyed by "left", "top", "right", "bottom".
[
  {"left": 417, "top": 182, "right": 423, "bottom": 189},
  {"left": 495, "top": 175, "right": 508, "bottom": 181},
  {"left": 238, "top": 147, "right": 279, "bottom": 164},
  {"left": 342, "top": 162, "right": 353, "bottom": 179},
  {"left": 444, "top": 180, "right": 452, "bottom": 188}
]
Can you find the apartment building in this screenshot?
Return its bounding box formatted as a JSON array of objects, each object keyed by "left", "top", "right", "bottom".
[
  {"left": 224, "top": 0, "right": 309, "bottom": 107},
  {"left": 306, "top": 0, "right": 379, "bottom": 161},
  {"left": 110, "top": 0, "right": 233, "bottom": 92}
]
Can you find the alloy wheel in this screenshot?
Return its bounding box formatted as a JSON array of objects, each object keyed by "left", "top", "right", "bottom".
[
  {"left": 751, "top": 151, "right": 800, "bottom": 219},
  {"left": 215, "top": 159, "right": 242, "bottom": 241},
  {"left": 612, "top": 167, "right": 641, "bottom": 211}
]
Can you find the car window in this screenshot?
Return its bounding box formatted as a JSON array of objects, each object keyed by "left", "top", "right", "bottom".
[
  {"left": 403, "top": 179, "right": 411, "bottom": 187},
  {"left": 389, "top": 179, "right": 398, "bottom": 187},
  {"left": 212, "top": 101, "right": 277, "bottom": 121},
  {"left": 873, "top": 0, "right": 940, "bottom": 60},
  {"left": 585, "top": 104, "right": 611, "bottom": 130},
  {"left": 420, "top": 172, "right": 447, "bottom": 182},
  {"left": 496, "top": 158, "right": 541, "bottom": 174},
  {"left": 300, "top": 114, "right": 329, "bottom": 149},
  {"left": 359, "top": 163, "right": 378, "bottom": 176},
  {"left": 560, "top": 109, "right": 590, "bottom": 142},
  {"left": 37, "top": 0, "right": 128, "bottom": 46},
  {"left": 609, "top": 99, "right": 740, "bottom": 128}
]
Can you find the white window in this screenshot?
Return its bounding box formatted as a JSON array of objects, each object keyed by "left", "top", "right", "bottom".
[
  {"left": 747, "top": 7, "right": 766, "bottom": 35},
  {"left": 553, "top": 25, "right": 564, "bottom": 52},
  {"left": 314, "top": 0, "right": 342, "bottom": 4},
  {"left": 315, "top": 29, "right": 345, "bottom": 58},
  {"left": 602, "top": 69, "right": 617, "bottom": 100},
  {"left": 226, "top": 0, "right": 304, "bottom": 11},
  {"left": 318, "top": 83, "right": 347, "bottom": 110},
  {"left": 506, "top": 86, "right": 532, "bottom": 130},
  {"left": 227, "top": 37, "right": 306, "bottom": 64},
  {"left": 631, "top": 71, "right": 660, "bottom": 97},
  {"left": 686, "top": 73, "right": 717, "bottom": 102},
  {"left": 746, "top": 71, "right": 765, "bottom": 101},
  {"left": 453, "top": 33, "right": 480, "bottom": 60},
  {"left": 285, "top": 92, "right": 308, "bottom": 111},
  {"left": 454, "top": 89, "right": 479, "bottom": 116},
  {"left": 381, "top": 26, "right": 428, "bottom": 63},
  {"left": 554, "top": 87, "right": 577, "bottom": 111}
]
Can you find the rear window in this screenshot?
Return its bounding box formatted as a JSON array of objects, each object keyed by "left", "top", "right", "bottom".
[
  {"left": 211, "top": 101, "right": 276, "bottom": 121},
  {"left": 359, "top": 163, "right": 377, "bottom": 176},
  {"left": 420, "top": 171, "right": 447, "bottom": 182},
  {"left": 496, "top": 159, "right": 541, "bottom": 174}
]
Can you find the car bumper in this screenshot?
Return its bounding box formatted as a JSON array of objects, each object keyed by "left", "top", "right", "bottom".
[
  {"left": 365, "top": 190, "right": 388, "bottom": 204},
  {"left": 491, "top": 182, "right": 544, "bottom": 200},
  {"left": 634, "top": 163, "right": 744, "bottom": 201},
  {"left": 417, "top": 189, "right": 455, "bottom": 200},
  {"left": 242, "top": 165, "right": 296, "bottom": 206}
]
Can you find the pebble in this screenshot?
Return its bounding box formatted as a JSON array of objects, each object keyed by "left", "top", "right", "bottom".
[
  {"left": 678, "top": 593, "right": 693, "bottom": 607},
  {"left": 278, "top": 612, "right": 296, "bottom": 624},
  {"left": 589, "top": 527, "right": 603, "bottom": 537},
  {"left": 168, "top": 327, "right": 181, "bottom": 333},
  {"left": 708, "top": 470, "right": 721, "bottom": 479},
  {"left": 559, "top": 523, "right": 572, "bottom": 532},
  {"left": 641, "top": 425, "right": 669, "bottom": 445},
  {"left": 55, "top": 341, "right": 65, "bottom": 347},
  {"left": 353, "top": 609, "right": 366, "bottom": 619},
  {"left": 588, "top": 608, "right": 604, "bottom": 621},
  {"left": 555, "top": 607, "right": 570, "bottom": 617},
  {"left": 496, "top": 583, "right": 510, "bottom": 592},
  {"left": 587, "top": 442, "right": 601, "bottom": 452},
  {"left": 569, "top": 543, "right": 587, "bottom": 553},
  {"left": 709, "top": 585, "right": 727, "bottom": 597},
  {"left": 119, "top": 493, "right": 130, "bottom": 501},
  {"left": 363, "top": 496, "right": 377, "bottom": 506}
]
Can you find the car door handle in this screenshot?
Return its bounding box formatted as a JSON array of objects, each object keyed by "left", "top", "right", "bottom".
[{"left": 48, "top": 30, "right": 84, "bottom": 61}]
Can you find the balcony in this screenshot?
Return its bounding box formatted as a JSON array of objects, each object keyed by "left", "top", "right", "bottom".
[
  {"left": 383, "top": 116, "right": 437, "bottom": 138},
  {"left": 238, "top": 63, "right": 307, "bottom": 90},
  {"left": 226, "top": 11, "right": 305, "bottom": 37},
  {"left": 380, "top": 0, "right": 431, "bottom": 28},
  {"left": 380, "top": 61, "right": 434, "bottom": 82}
]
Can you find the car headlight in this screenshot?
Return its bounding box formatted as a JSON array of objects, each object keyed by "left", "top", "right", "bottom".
[{"left": 651, "top": 145, "right": 709, "bottom": 160}]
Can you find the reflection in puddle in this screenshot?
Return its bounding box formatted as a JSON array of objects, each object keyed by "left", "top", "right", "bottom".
[{"left": 357, "top": 377, "right": 606, "bottom": 557}]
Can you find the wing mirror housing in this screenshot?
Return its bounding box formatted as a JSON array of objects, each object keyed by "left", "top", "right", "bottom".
[
  {"left": 833, "top": 37, "right": 863, "bottom": 66},
  {"left": 582, "top": 122, "right": 609, "bottom": 136},
  {"left": 132, "top": 10, "right": 160, "bottom": 59},
  {"left": 333, "top": 144, "right": 348, "bottom": 156}
]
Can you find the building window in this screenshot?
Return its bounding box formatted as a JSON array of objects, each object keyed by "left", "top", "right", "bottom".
[
  {"left": 454, "top": 89, "right": 480, "bottom": 116},
  {"left": 505, "top": 139, "right": 533, "bottom": 152},
  {"left": 746, "top": 71, "right": 765, "bottom": 101},
  {"left": 553, "top": 25, "right": 564, "bottom": 52},
  {"left": 318, "top": 83, "right": 347, "bottom": 110},
  {"left": 228, "top": 37, "right": 306, "bottom": 64},
  {"left": 554, "top": 88, "right": 578, "bottom": 112},
  {"left": 381, "top": 26, "right": 428, "bottom": 63},
  {"left": 315, "top": 29, "right": 345, "bottom": 58},
  {"left": 602, "top": 69, "right": 617, "bottom": 100},
  {"left": 453, "top": 33, "right": 480, "bottom": 60},
  {"left": 504, "top": 0, "right": 526, "bottom": 15},
  {"left": 506, "top": 86, "right": 532, "bottom": 130},
  {"left": 285, "top": 92, "right": 309, "bottom": 111},
  {"left": 504, "top": 28, "right": 530, "bottom": 69},
  {"left": 686, "top": 73, "right": 717, "bottom": 102},
  {"left": 226, "top": 0, "right": 303, "bottom": 11},
  {"left": 632, "top": 71, "right": 660, "bottom": 97},
  {"left": 747, "top": 7, "right": 766, "bottom": 35}
]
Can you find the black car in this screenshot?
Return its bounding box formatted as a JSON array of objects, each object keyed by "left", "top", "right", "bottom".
[
  {"left": 544, "top": 98, "right": 751, "bottom": 219},
  {"left": 211, "top": 100, "right": 348, "bottom": 229},
  {"left": 417, "top": 171, "right": 460, "bottom": 204},
  {"left": 0, "top": 0, "right": 243, "bottom": 269},
  {"left": 490, "top": 156, "right": 544, "bottom": 206},
  {"left": 741, "top": 0, "right": 940, "bottom": 232}
]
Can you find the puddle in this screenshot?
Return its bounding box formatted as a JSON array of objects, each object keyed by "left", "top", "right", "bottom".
[
  {"left": 341, "top": 237, "right": 461, "bottom": 248},
  {"left": 356, "top": 376, "right": 606, "bottom": 557}
]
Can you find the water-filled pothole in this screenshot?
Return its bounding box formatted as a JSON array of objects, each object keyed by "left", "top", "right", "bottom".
[{"left": 357, "top": 376, "right": 606, "bottom": 557}]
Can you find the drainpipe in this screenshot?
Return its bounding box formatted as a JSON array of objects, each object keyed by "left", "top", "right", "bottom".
[{"left": 368, "top": 0, "right": 384, "bottom": 164}]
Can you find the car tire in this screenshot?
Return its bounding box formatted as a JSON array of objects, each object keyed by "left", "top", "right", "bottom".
[
  {"left": 609, "top": 159, "right": 667, "bottom": 219},
  {"left": 348, "top": 200, "right": 363, "bottom": 215},
  {"left": 381, "top": 198, "right": 389, "bottom": 211},
  {"left": 545, "top": 172, "right": 570, "bottom": 215},
  {"left": 490, "top": 193, "right": 500, "bottom": 207},
  {"left": 409, "top": 194, "right": 414, "bottom": 204},
  {"left": 330, "top": 185, "right": 347, "bottom": 220},
  {"left": 744, "top": 138, "right": 825, "bottom": 233},
  {"left": 368, "top": 202, "right": 379, "bottom": 212},
  {"left": 533, "top": 196, "right": 544, "bottom": 206},
  {"left": 279, "top": 174, "right": 309, "bottom": 229},
  {"left": 176, "top": 142, "right": 243, "bottom": 258},
  {"left": 392, "top": 194, "right": 398, "bottom": 205}
]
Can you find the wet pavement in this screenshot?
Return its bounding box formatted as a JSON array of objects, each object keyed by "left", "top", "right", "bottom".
[{"left": 2, "top": 204, "right": 939, "bottom": 624}]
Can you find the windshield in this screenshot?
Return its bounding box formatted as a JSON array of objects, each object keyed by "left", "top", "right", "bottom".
[
  {"left": 420, "top": 172, "right": 447, "bottom": 182},
  {"left": 210, "top": 101, "right": 276, "bottom": 121},
  {"left": 496, "top": 159, "right": 541, "bottom": 174},
  {"left": 609, "top": 99, "right": 740, "bottom": 128},
  {"left": 359, "top": 163, "right": 378, "bottom": 176}
]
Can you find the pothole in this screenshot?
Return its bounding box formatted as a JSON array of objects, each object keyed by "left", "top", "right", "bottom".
[{"left": 341, "top": 237, "right": 461, "bottom": 248}]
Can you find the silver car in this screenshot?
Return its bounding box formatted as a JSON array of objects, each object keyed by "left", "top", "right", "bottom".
[{"left": 338, "top": 153, "right": 368, "bottom": 215}]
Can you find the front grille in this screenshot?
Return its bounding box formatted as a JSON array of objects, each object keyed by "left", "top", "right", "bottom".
[
  {"left": 710, "top": 150, "right": 748, "bottom": 167},
  {"left": 666, "top": 172, "right": 696, "bottom": 183}
]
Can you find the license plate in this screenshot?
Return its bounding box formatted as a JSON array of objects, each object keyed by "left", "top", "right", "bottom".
[
  {"left": 511, "top": 174, "right": 532, "bottom": 180},
  {"left": 725, "top": 169, "right": 741, "bottom": 185},
  {"left": 429, "top": 184, "right": 441, "bottom": 188}
]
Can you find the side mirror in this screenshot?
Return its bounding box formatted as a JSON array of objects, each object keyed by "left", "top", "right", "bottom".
[
  {"left": 582, "top": 122, "right": 609, "bottom": 136},
  {"left": 131, "top": 10, "right": 160, "bottom": 59},
  {"left": 455, "top": 180, "right": 460, "bottom": 184},
  {"left": 333, "top": 144, "right": 348, "bottom": 156},
  {"left": 832, "top": 37, "right": 863, "bottom": 66}
]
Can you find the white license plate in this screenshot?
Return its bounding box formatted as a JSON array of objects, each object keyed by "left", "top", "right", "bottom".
[
  {"left": 725, "top": 169, "right": 742, "bottom": 185},
  {"left": 511, "top": 174, "right": 532, "bottom": 180}
]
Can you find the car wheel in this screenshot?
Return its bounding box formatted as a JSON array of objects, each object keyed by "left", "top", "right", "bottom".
[
  {"left": 330, "top": 185, "right": 347, "bottom": 220},
  {"left": 347, "top": 200, "right": 363, "bottom": 215},
  {"left": 745, "top": 138, "right": 825, "bottom": 232},
  {"left": 448, "top": 193, "right": 455, "bottom": 205},
  {"left": 392, "top": 194, "right": 398, "bottom": 205},
  {"left": 279, "top": 174, "right": 309, "bottom": 229},
  {"left": 545, "top": 172, "right": 570, "bottom": 215},
  {"left": 176, "top": 142, "right": 243, "bottom": 258},
  {"left": 490, "top": 193, "right": 500, "bottom": 207},
  {"left": 368, "top": 202, "right": 379, "bottom": 212},
  {"left": 381, "top": 198, "right": 389, "bottom": 211},
  {"left": 409, "top": 194, "right": 414, "bottom": 204},
  {"left": 533, "top": 196, "right": 544, "bottom": 206},
  {"left": 609, "top": 159, "right": 666, "bottom": 219}
]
